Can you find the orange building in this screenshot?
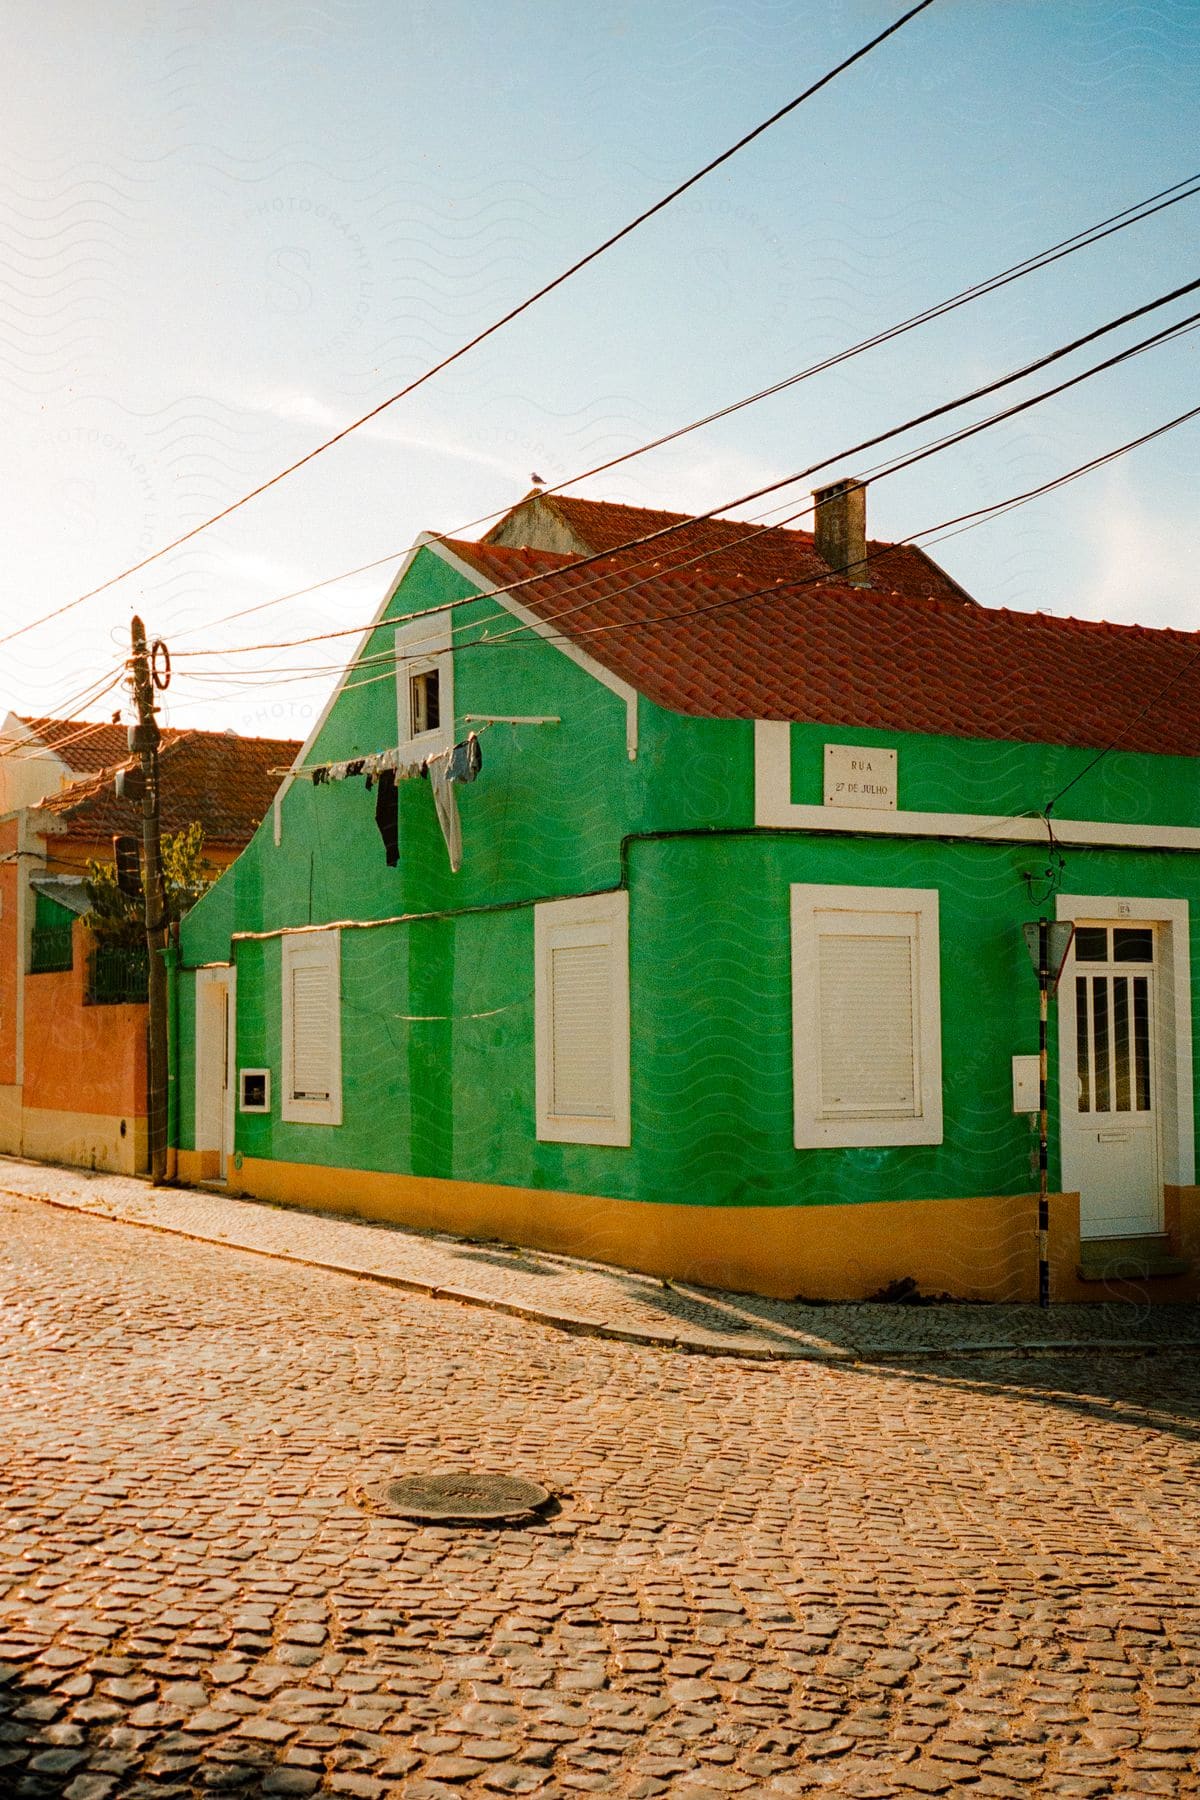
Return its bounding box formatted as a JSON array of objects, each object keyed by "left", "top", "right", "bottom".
[{"left": 0, "top": 715, "right": 299, "bottom": 1174}]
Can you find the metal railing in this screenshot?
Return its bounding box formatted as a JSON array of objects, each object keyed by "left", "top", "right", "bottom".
[
  {"left": 29, "top": 925, "right": 74, "bottom": 974},
  {"left": 86, "top": 943, "right": 149, "bottom": 1006}
]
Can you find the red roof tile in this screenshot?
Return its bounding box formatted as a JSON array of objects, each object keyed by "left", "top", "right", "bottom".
[
  {"left": 31, "top": 730, "right": 301, "bottom": 847},
  {"left": 485, "top": 492, "right": 976, "bottom": 607},
  {"left": 19, "top": 714, "right": 142, "bottom": 774},
  {"left": 444, "top": 536, "right": 1200, "bottom": 757}
]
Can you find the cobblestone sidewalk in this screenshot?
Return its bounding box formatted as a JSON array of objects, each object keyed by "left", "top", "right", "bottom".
[{"left": 1, "top": 1155, "right": 1198, "bottom": 1361}]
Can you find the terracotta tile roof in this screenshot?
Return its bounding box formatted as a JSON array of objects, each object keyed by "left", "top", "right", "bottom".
[
  {"left": 30, "top": 730, "right": 301, "bottom": 847},
  {"left": 444, "top": 536, "right": 1200, "bottom": 757},
  {"left": 485, "top": 492, "right": 976, "bottom": 607},
  {"left": 18, "top": 714, "right": 140, "bottom": 774}
]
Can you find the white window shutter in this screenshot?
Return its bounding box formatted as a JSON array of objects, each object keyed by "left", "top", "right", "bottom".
[
  {"left": 550, "top": 942, "right": 615, "bottom": 1118},
  {"left": 281, "top": 932, "right": 343, "bottom": 1126},
  {"left": 817, "top": 932, "right": 917, "bottom": 1116},
  {"left": 792, "top": 885, "right": 942, "bottom": 1149},
  {"left": 291, "top": 962, "right": 334, "bottom": 1101},
  {"left": 535, "top": 892, "right": 631, "bottom": 1146}
]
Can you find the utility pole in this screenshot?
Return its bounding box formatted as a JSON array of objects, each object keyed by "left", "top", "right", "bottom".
[
  {"left": 1036, "top": 917, "right": 1050, "bottom": 1311},
  {"left": 1022, "top": 916, "right": 1075, "bottom": 1310},
  {"left": 129, "top": 616, "right": 168, "bottom": 1183}
]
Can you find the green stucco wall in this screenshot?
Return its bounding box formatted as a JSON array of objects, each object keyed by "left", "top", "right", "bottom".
[{"left": 176, "top": 543, "right": 1200, "bottom": 1210}]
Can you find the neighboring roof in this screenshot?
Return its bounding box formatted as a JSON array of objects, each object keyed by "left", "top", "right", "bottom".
[
  {"left": 17, "top": 714, "right": 141, "bottom": 774},
  {"left": 29, "top": 874, "right": 90, "bottom": 916},
  {"left": 483, "top": 491, "right": 977, "bottom": 608},
  {"left": 441, "top": 534, "right": 1200, "bottom": 758},
  {"left": 30, "top": 730, "right": 301, "bottom": 847}
]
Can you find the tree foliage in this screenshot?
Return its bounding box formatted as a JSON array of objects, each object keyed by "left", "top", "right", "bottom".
[{"left": 84, "top": 823, "right": 214, "bottom": 945}]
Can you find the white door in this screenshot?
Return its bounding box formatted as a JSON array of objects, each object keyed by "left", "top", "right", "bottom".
[
  {"left": 195, "top": 968, "right": 235, "bottom": 1180},
  {"left": 1063, "top": 923, "right": 1162, "bottom": 1239}
]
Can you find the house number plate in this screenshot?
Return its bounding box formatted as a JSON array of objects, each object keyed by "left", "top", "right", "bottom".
[{"left": 823, "top": 744, "right": 898, "bottom": 809}]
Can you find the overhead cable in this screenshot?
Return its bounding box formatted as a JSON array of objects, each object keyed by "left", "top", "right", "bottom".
[
  {"left": 160, "top": 397, "right": 1200, "bottom": 721},
  {"left": 176, "top": 168, "right": 1200, "bottom": 647},
  {"left": 0, "top": 0, "right": 937, "bottom": 655},
  {"left": 170, "top": 278, "right": 1200, "bottom": 664}
]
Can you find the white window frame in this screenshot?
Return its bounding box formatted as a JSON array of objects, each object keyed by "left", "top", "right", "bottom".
[
  {"left": 534, "top": 891, "right": 631, "bottom": 1147},
  {"left": 281, "top": 930, "right": 343, "bottom": 1126},
  {"left": 791, "top": 883, "right": 942, "bottom": 1149},
  {"left": 239, "top": 1068, "right": 271, "bottom": 1115},
  {"left": 396, "top": 609, "right": 454, "bottom": 758}
]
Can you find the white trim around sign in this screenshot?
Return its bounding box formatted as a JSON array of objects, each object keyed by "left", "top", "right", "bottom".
[{"left": 755, "top": 720, "right": 1200, "bottom": 851}]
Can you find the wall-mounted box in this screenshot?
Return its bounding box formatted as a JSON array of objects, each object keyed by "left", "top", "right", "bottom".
[
  {"left": 1012, "top": 1054, "right": 1040, "bottom": 1114},
  {"left": 239, "top": 1068, "right": 271, "bottom": 1114}
]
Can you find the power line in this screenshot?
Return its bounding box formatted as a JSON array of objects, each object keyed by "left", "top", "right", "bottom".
[
  {"left": 170, "top": 384, "right": 1200, "bottom": 703},
  {"left": 0, "top": 670, "right": 128, "bottom": 764},
  {"left": 170, "top": 278, "right": 1200, "bottom": 665},
  {"left": 174, "top": 168, "right": 1200, "bottom": 649},
  {"left": 0, "top": 0, "right": 938, "bottom": 658},
  {"left": 462, "top": 311, "right": 1200, "bottom": 657},
  {"left": 456, "top": 399, "right": 1200, "bottom": 662}
]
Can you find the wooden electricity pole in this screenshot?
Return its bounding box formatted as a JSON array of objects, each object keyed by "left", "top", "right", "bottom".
[
  {"left": 129, "top": 616, "right": 168, "bottom": 1183},
  {"left": 1036, "top": 916, "right": 1050, "bottom": 1311}
]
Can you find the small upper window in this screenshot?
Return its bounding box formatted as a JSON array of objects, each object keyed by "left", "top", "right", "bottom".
[
  {"left": 409, "top": 668, "right": 441, "bottom": 738},
  {"left": 396, "top": 610, "right": 453, "bottom": 755}
]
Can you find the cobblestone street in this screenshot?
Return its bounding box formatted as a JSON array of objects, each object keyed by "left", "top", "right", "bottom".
[{"left": 2, "top": 1191, "right": 1199, "bottom": 1800}]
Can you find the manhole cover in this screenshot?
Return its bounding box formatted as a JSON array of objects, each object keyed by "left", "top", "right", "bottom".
[{"left": 361, "top": 1470, "right": 553, "bottom": 1522}]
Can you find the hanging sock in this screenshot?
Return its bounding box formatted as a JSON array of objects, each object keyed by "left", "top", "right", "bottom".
[
  {"left": 374, "top": 768, "right": 399, "bottom": 866},
  {"left": 448, "top": 731, "right": 482, "bottom": 784}
]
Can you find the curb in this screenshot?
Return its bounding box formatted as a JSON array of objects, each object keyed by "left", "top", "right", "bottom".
[{"left": 6, "top": 1181, "right": 1200, "bottom": 1366}]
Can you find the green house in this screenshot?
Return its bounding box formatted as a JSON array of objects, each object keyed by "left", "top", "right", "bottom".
[{"left": 174, "top": 484, "right": 1200, "bottom": 1302}]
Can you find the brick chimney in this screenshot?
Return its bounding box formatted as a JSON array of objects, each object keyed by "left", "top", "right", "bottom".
[{"left": 813, "top": 477, "right": 868, "bottom": 585}]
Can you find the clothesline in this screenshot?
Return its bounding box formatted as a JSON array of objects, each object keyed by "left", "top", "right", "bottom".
[
  {"left": 274, "top": 731, "right": 485, "bottom": 873},
  {"left": 268, "top": 723, "right": 493, "bottom": 782}
]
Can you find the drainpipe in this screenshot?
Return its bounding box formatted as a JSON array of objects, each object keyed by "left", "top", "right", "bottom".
[{"left": 164, "top": 941, "right": 179, "bottom": 1182}]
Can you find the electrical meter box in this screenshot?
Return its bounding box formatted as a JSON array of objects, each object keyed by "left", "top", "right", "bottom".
[{"left": 1012, "top": 1054, "right": 1040, "bottom": 1114}]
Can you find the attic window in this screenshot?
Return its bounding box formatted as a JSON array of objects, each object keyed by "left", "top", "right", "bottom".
[{"left": 408, "top": 668, "right": 441, "bottom": 738}]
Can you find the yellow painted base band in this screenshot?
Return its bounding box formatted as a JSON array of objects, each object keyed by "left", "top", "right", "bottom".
[
  {"left": 15, "top": 1106, "right": 147, "bottom": 1177},
  {"left": 221, "top": 1158, "right": 1200, "bottom": 1303},
  {"left": 0, "top": 1085, "right": 23, "bottom": 1154},
  {"left": 177, "top": 1149, "right": 222, "bottom": 1182}
]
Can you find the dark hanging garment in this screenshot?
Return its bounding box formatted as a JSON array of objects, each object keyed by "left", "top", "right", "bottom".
[{"left": 374, "top": 768, "right": 399, "bottom": 866}]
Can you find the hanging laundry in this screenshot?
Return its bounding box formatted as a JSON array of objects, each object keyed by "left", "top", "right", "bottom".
[
  {"left": 425, "top": 750, "right": 462, "bottom": 873},
  {"left": 374, "top": 769, "right": 399, "bottom": 867},
  {"left": 448, "top": 731, "right": 482, "bottom": 784},
  {"left": 305, "top": 735, "right": 484, "bottom": 870}
]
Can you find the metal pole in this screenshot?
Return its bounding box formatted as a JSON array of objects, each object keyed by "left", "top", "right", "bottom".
[
  {"left": 1038, "top": 914, "right": 1050, "bottom": 1309},
  {"left": 130, "top": 616, "right": 168, "bottom": 1185}
]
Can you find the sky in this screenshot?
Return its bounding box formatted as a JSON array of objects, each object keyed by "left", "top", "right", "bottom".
[{"left": 1, "top": 0, "right": 1198, "bottom": 746}]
